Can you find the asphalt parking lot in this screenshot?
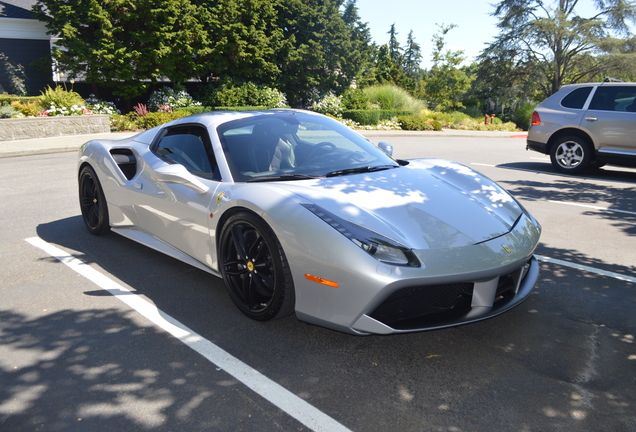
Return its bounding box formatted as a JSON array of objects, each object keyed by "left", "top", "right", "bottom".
[{"left": 1, "top": 132, "right": 635, "bottom": 432}]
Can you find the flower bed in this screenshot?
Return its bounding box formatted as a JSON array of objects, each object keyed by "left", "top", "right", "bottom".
[{"left": 0, "top": 115, "right": 110, "bottom": 141}]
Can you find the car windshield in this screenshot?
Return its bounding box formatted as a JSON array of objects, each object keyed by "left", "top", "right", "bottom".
[{"left": 217, "top": 112, "right": 399, "bottom": 182}]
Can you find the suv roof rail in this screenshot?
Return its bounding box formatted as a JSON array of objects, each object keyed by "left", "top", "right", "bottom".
[{"left": 603, "top": 77, "right": 623, "bottom": 82}]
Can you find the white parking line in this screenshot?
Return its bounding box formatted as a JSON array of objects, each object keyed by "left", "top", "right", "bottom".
[
  {"left": 518, "top": 196, "right": 636, "bottom": 217},
  {"left": 536, "top": 255, "right": 636, "bottom": 284},
  {"left": 25, "top": 237, "right": 352, "bottom": 432},
  {"left": 471, "top": 163, "right": 496, "bottom": 167}
]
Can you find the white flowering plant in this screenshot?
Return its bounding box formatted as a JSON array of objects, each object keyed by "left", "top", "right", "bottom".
[
  {"left": 148, "top": 86, "right": 201, "bottom": 112},
  {"left": 39, "top": 104, "right": 93, "bottom": 117},
  {"left": 86, "top": 95, "right": 121, "bottom": 115},
  {"left": 311, "top": 94, "right": 343, "bottom": 117}
]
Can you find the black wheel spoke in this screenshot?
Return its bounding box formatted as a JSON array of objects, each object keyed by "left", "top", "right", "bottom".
[
  {"left": 242, "top": 274, "right": 255, "bottom": 309},
  {"left": 224, "top": 258, "right": 247, "bottom": 276},
  {"left": 253, "top": 272, "right": 274, "bottom": 296},
  {"left": 231, "top": 225, "right": 249, "bottom": 259}
]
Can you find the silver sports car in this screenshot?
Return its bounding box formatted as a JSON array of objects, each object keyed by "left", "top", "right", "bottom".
[{"left": 78, "top": 109, "right": 541, "bottom": 335}]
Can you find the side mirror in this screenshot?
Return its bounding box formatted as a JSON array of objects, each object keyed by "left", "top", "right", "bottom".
[
  {"left": 154, "top": 164, "right": 209, "bottom": 194},
  {"left": 378, "top": 141, "right": 393, "bottom": 156}
]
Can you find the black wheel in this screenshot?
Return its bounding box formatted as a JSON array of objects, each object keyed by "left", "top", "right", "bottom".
[
  {"left": 219, "top": 212, "right": 295, "bottom": 321},
  {"left": 549, "top": 135, "right": 593, "bottom": 174},
  {"left": 79, "top": 165, "right": 110, "bottom": 235}
]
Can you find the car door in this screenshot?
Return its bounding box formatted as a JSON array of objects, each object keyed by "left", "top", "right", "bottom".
[
  {"left": 582, "top": 85, "right": 636, "bottom": 154},
  {"left": 131, "top": 124, "right": 222, "bottom": 269}
]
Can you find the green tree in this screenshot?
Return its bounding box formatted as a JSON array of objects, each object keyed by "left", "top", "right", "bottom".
[
  {"left": 480, "top": 0, "right": 636, "bottom": 99},
  {"left": 388, "top": 24, "right": 403, "bottom": 66},
  {"left": 420, "top": 24, "right": 473, "bottom": 111},
  {"left": 342, "top": 0, "right": 376, "bottom": 88},
  {"left": 33, "top": 0, "right": 209, "bottom": 99},
  {"left": 192, "top": 0, "right": 282, "bottom": 84},
  {"left": 272, "top": 0, "right": 371, "bottom": 106}
]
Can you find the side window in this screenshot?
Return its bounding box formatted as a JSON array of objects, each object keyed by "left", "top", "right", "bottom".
[
  {"left": 561, "top": 87, "right": 592, "bottom": 109},
  {"left": 589, "top": 86, "right": 636, "bottom": 112},
  {"left": 154, "top": 126, "right": 220, "bottom": 180}
]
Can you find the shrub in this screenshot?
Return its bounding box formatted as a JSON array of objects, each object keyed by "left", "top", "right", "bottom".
[
  {"left": 311, "top": 94, "right": 343, "bottom": 117},
  {"left": 510, "top": 102, "right": 537, "bottom": 130},
  {"left": 134, "top": 111, "right": 191, "bottom": 129},
  {"left": 342, "top": 109, "right": 412, "bottom": 125},
  {"left": 85, "top": 95, "right": 120, "bottom": 115},
  {"left": 0, "top": 95, "right": 41, "bottom": 106},
  {"left": 40, "top": 86, "right": 85, "bottom": 109},
  {"left": 211, "top": 106, "right": 268, "bottom": 111},
  {"left": 363, "top": 84, "right": 425, "bottom": 111},
  {"left": 148, "top": 85, "right": 200, "bottom": 111},
  {"left": 10, "top": 100, "right": 42, "bottom": 117},
  {"left": 175, "top": 106, "right": 211, "bottom": 115},
  {"left": 428, "top": 119, "right": 443, "bottom": 131},
  {"left": 0, "top": 105, "right": 18, "bottom": 118},
  {"left": 341, "top": 88, "right": 369, "bottom": 110},
  {"left": 133, "top": 103, "right": 149, "bottom": 117},
  {"left": 461, "top": 105, "right": 482, "bottom": 119},
  {"left": 200, "top": 79, "right": 287, "bottom": 108},
  {"left": 398, "top": 115, "right": 431, "bottom": 131},
  {"left": 110, "top": 114, "right": 138, "bottom": 132}
]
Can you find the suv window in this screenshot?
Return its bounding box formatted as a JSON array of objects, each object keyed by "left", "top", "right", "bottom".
[
  {"left": 561, "top": 87, "right": 592, "bottom": 109},
  {"left": 589, "top": 86, "right": 636, "bottom": 112},
  {"left": 154, "top": 125, "right": 220, "bottom": 180}
]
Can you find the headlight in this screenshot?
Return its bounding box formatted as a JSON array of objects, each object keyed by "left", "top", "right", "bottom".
[{"left": 302, "top": 204, "right": 420, "bottom": 267}]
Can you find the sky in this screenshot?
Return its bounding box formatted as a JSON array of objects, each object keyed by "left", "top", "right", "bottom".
[
  {"left": 355, "top": 0, "right": 501, "bottom": 69},
  {"left": 355, "top": 0, "right": 603, "bottom": 69}
]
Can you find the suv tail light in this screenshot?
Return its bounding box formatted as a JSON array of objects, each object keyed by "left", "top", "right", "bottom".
[{"left": 531, "top": 111, "right": 541, "bottom": 126}]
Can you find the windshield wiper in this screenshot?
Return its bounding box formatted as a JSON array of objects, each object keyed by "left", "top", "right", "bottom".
[
  {"left": 326, "top": 165, "right": 399, "bottom": 178},
  {"left": 247, "top": 174, "right": 325, "bottom": 182}
]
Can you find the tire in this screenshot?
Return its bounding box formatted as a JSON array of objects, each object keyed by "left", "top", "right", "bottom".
[
  {"left": 549, "top": 135, "right": 593, "bottom": 174},
  {"left": 79, "top": 165, "right": 110, "bottom": 235},
  {"left": 219, "top": 212, "right": 295, "bottom": 321}
]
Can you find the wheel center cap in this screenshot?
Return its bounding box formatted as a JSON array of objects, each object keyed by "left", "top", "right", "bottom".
[
  {"left": 246, "top": 261, "right": 255, "bottom": 272},
  {"left": 93, "top": 198, "right": 98, "bottom": 203}
]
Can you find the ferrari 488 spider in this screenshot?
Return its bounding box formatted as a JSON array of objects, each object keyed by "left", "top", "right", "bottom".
[{"left": 78, "top": 109, "right": 541, "bottom": 335}]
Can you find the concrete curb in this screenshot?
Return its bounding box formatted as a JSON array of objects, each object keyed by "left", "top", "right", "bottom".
[{"left": 0, "top": 129, "right": 527, "bottom": 159}]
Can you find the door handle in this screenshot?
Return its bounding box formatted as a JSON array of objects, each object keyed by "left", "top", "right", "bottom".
[{"left": 584, "top": 116, "right": 598, "bottom": 122}]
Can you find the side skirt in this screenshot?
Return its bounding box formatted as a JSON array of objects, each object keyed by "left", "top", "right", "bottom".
[{"left": 112, "top": 227, "right": 221, "bottom": 278}]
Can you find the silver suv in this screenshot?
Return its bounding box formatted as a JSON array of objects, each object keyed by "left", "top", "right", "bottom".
[{"left": 527, "top": 81, "right": 636, "bottom": 174}]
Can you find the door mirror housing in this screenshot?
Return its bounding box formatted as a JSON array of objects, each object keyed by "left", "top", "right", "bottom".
[{"left": 378, "top": 142, "right": 394, "bottom": 156}]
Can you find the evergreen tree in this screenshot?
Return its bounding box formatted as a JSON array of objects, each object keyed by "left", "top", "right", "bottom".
[
  {"left": 272, "top": 0, "right": 371, "bottom": 106},
  {"left": 388, "top": 24, "right": 403, "bottom": 66},
  {"left": 192, "top": 0, "right": 282, "bottom": 84},
  {"left": 403, "top": 30, "right": 423, "bottom": 80},
  {"left": 34, "top": 0, "right": 209, "bottom": 99}
]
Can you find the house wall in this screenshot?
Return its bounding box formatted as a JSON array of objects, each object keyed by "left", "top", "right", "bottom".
[{"left": 0, "top": 17, "right": 53, "bottom": 96}]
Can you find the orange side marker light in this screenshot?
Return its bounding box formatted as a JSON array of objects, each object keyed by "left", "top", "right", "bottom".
[{"left": 304, "top": 274, "right": 339, "bottom": 288}]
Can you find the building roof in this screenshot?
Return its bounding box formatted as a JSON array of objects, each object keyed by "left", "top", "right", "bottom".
[{"left": 0, "top": 0, "right": 38, "bottom": 20}]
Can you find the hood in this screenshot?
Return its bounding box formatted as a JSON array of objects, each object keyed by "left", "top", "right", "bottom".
[{"left": 278, "top": 159, "right": 522, "bottom": 250}]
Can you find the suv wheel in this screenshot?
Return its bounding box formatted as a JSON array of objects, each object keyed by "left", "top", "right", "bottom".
[{"left": 550, "top": 136, "right": 593, "bottom": 174}]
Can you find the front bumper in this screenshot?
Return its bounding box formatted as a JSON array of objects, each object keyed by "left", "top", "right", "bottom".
[
  {"left": 293, "top": 213, "right": 541, "bottom": 335},
  {"left": 351, "top": 255, "right": 539, "bottom": 334}
]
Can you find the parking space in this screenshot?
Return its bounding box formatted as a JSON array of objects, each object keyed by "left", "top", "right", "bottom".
[{"left": 1, "top": 138, "right": 635, "bottom": 432}]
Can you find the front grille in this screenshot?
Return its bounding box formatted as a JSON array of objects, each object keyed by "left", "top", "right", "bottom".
[
  {"left": 369, "top": 283, "right": 474, "bottom": 330},
  {"left": 368, "top": 260, "right": 533, "bottom": 330}
]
